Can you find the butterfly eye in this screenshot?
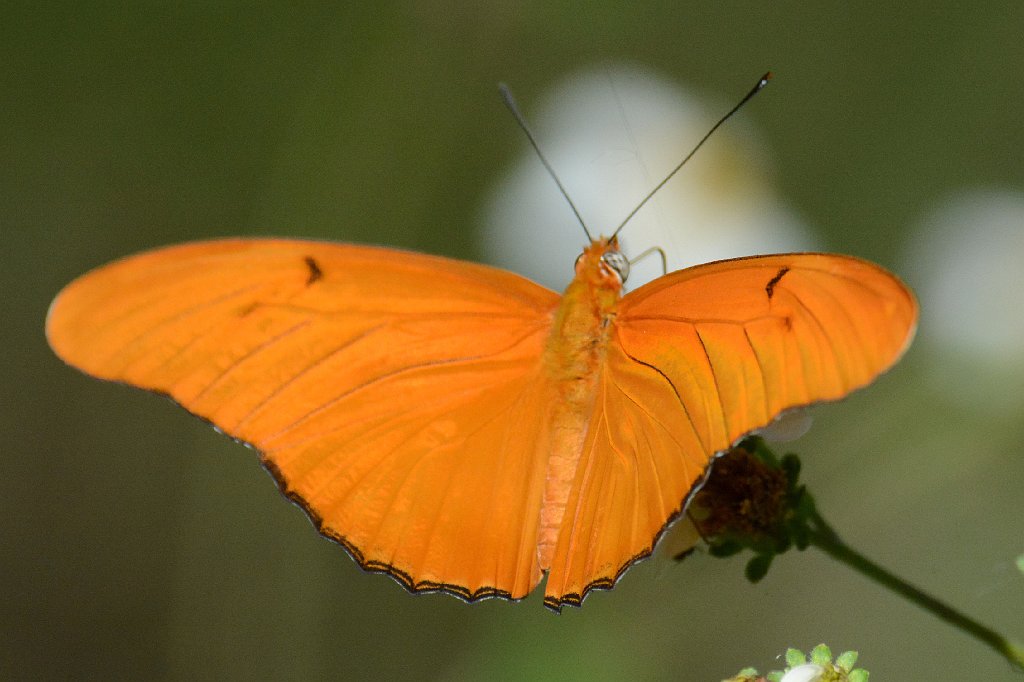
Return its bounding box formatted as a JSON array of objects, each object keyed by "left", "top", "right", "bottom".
[{"left": 601, "top": 251, "right": 630, "bottom": 283}]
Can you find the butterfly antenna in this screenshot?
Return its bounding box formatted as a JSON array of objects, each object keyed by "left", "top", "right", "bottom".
[
  {"left": 610, "top": 72, "right": 772, "bottom": 240},
  {"left": 500, "top": 83, "right": 594, "bottom": 242}
]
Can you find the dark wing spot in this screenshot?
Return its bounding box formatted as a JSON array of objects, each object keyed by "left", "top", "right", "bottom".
[
  {"left": 304, "top": 256, "right": 323, "bottom": 285},
  {"left": 765, "top": 266, "right": 790, "bottom": 299}
]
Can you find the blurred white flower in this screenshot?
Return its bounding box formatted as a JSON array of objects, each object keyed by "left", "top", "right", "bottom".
[
  {"left": 479, "top": 64, "right": 815, "bottom": 291},
  {"left": 904, "top": 188, "right": 1024, "bottom": 409},
  {"left": 908, "top": 189, "right": 1024, "bottom": 360}
]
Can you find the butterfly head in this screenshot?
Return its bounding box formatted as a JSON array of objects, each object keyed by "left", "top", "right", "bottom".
[{"left": 575, "top": 236, "right": 629, "bottom": 287}]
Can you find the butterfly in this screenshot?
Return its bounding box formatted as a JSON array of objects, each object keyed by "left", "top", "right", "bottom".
[{"left": 46, "top": 234, "right": 917, "bottom": 610}]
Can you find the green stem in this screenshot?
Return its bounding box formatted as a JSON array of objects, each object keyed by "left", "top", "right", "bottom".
[{"left": 805, "top": 506, "right": 1024, "bottom": 671}]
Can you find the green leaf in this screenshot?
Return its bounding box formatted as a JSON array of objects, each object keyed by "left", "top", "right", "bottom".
[
  {"left": 835, "top": 650, "right": 859, "bottom": 671},
  {"left": 785, "top": 648, "right": 806, "bottom": 667},
  {"left": 849, "top": 669, "right": 869, "bottom": 682},
  {"left": 745, "top": 553, "right": 774, "bottom": 582},
  {"left": 709, "top": 541, "right": 744, "bottom": 558},
  {"left": 810, "top": 643, "right": 832, "bottom": 666},
  {"left": 1016, "top": 553, "right": 1024, "bottom": 575},
  {"left": 781, "top": 453, "right": 801, "bottom": 484},
  {"left": 791, "top": 521, "right": 810, "bottom": 551}
]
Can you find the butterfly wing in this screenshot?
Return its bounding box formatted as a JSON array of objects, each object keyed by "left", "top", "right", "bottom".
[
  {"left": 543, "top": 253, "right": 917, "bottom": 608},
  {"left": 47, "top": 238, "right": 561, "bottom": 601}
]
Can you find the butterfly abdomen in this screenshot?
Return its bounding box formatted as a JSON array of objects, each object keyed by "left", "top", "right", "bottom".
[{"left": 535, "top": 239, "right": 624, "bottom": 569}]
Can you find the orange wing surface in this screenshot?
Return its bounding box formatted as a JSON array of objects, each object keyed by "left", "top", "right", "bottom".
[
  {"left": 541, "top": 251, "right": 916, "bottom": 609},
  {"left": 47, "top": 239, "right": 561, "bottom": 601},
  {"left": 47, "top": 239, "right": 917, "bottom": 609}
]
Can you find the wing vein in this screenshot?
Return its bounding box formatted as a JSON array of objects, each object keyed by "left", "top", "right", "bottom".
[
  {"left": 362, "top": 375, "right": 537, "bottom": 570},
  {"left": 233, "top": 323, "right": 386, "bottom": 432},
  {"left": 262, "top": 325, "right": 544, "bottom": 447},
  {"left": 787, "top": 289, "right": 847, "bottom": 388},
  {"left": 111, "top": 284, "right": 265, "bottom": 374},
  {"left": 616, "top": 348, "right": 705, "bottom": 459},
  {"left": 742, "top": 325, "right": 772, "bottom": 420},
  {"left": 191, "top": 319, "right": 314, "bottom": 401},
  {"left": 693, "top": 326, "right": 729, "bottom": 439}
]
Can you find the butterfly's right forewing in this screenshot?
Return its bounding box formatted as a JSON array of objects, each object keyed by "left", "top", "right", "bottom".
[{"left": 47, "top": 239, "right": 562, "bottom": 601}]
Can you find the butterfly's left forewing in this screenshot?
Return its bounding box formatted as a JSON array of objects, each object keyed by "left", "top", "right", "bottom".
[
  {"left": 47, "top": 239, "right": 562, "bottom": 601},
  {"left": 543, "top": 253, "right": 917, "bottom": 609}
]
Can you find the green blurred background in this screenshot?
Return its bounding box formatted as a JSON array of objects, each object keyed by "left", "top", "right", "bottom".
[{"left": 4, "top": 3, "right": 1023, "bottom": 680}]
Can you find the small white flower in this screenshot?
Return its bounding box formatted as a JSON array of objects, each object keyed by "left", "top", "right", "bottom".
[
  {"left": 780, "top": 663, "right": 824, "bottom": 682},
  {"left": 905, "top": 188, "right": 1024, "bottom": 412}
]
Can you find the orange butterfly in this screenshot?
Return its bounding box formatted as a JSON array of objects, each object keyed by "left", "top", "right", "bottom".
[
  {"left": 46, "top": 235, "right": 916, "bottom": 610},
  {"left": 46, "top": 74, "right": 918, "bottom": 609}
]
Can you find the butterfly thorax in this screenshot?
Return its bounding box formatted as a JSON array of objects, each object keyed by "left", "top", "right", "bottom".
[{"left": 536, "top": 237, "right": 623, "bottom": 569}]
